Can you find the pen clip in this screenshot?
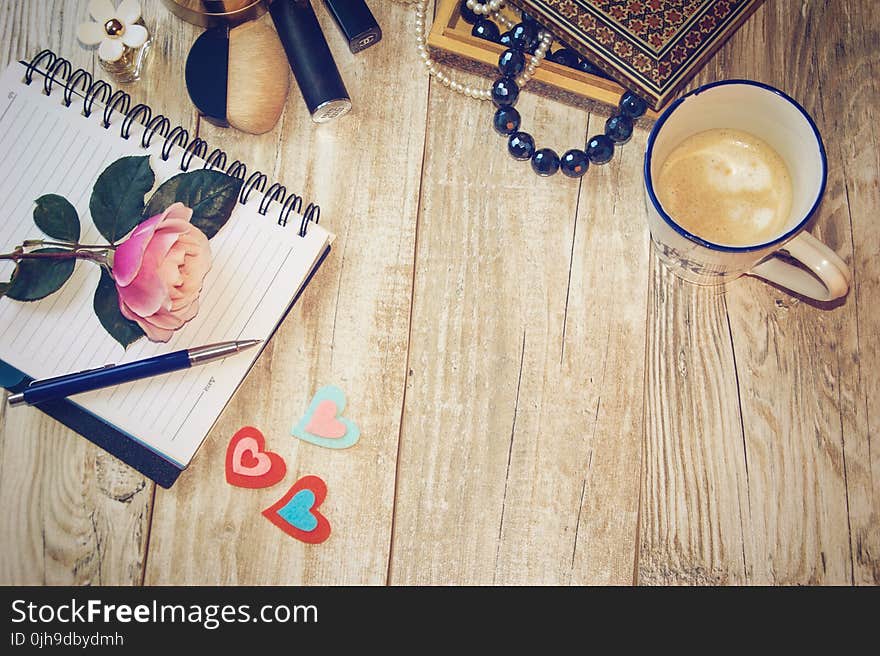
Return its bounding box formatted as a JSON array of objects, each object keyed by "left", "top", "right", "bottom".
[{"left": 27, "top": 363, "right": 116, "bottom": 387}]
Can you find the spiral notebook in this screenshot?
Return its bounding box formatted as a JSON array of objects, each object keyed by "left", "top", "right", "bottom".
[{"left": 0, "top": 52, "right": 334, "bottom": 487}]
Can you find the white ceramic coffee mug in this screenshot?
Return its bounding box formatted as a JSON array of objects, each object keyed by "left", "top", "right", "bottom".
[{"left": 644, "top": 80, "right": 850, "bottom": 301}]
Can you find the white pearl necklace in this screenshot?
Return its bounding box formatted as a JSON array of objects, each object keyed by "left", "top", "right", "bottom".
[
  {"left": 465, "top": 0, "right": 503, "bottom": 15},
  {"left": 406, "top": 0, "right": 553, "bottom": 100}
]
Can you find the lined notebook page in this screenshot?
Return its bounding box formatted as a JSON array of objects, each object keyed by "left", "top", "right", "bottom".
[{"left": 0, "top": 64, "right": 331, "bottom": 465}]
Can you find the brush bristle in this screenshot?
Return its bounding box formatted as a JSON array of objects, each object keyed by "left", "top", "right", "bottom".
[{"left": 227, "top": 18, "right": 291, "bottom": 135}]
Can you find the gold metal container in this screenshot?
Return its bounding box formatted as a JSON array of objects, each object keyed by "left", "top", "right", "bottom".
[{"left": 160, "top": 0, "right": 268, "bottom": 27}]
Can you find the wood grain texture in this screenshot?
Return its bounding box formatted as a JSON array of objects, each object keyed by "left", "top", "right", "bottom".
[
  {"left": 800, "top": 0, "right": 879, "bottom": 584},
  {"left": 641, "top": 259, "right": 751, "bottom": 585},
  {"left": 0, "top": 0, "right": 196, "bottom": 585},
  {"left": 0, "top": 0, "right": 876, "bottom": 586},
  {"left": 721, "top": 0, "right": 855, "bottom": 585},
  {"left": 640, "top": 0, "right": 879, "bottom": 584},
  {"left": 144, "top": 2, "right": 428, "bottom": 584},
  {"left": 388, "top": 72, "right": 647, "bottom": 582}
]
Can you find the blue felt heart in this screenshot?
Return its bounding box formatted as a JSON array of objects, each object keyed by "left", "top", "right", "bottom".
[
  {"left": 276, "top": 489, "right": 318, "bottom": 532},
  {"left": 292, "top": 385, "right": 360, "bottom": 450}
]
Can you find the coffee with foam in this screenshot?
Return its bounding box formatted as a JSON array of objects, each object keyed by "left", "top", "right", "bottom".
[{"left": 655, "top": 128, "right": 793, "bottom": 247}]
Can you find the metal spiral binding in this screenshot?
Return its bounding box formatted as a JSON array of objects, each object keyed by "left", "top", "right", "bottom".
[{"left": 22, "top": 48, "right": 320, "bottom": 234}]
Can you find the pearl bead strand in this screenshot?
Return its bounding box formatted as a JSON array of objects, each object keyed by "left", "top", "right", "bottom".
[
  {"left": 465, "top": 0, "right": 503, "bottom": 16},
  {"left": 407, "top": 0, "right": 553, "bottom": 100}
]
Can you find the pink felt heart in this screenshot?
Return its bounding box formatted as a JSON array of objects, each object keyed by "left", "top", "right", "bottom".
[
  {"left": 232, "top": 436, "right": 272, "bottom": 476},
  {"left": 305, "top": 399, "right": 347, "bottom": 439}
]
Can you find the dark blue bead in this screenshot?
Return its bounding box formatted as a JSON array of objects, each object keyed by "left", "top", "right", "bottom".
[
  {"left": 549, "top": 48, "right": 580, "bottom": 69},
  {"left": 499, "top": 31, "right": 512, "bottom": 47},
  {"left": 578, "top": 57, "right": 610, "bottom": 79},
  {"left": 472, "top": 18, "right": 500, "bottom": 43},
  {"left": 459, "top": 0, "right": 480, "bottom": 25},
  {"left": 605, "top": 114, "right": 633, "bottom": 143},
  {"left": 560, "top": 149, "right": 589, "bottom": 178},
  {"left": 493, "top": 106, "right": 521, "bottom": 135},
  {"left": 531, "top": 148, "right": 560, "bottom": 176},
  {"left": 491, "top": 76, "right": 519, "bottom": 107},
  {"left": 521, "top": 15, "right": 541, "bottom": 34},
  {"left": 498, "top": 49, "right": 525, "bottom": 76},
  {"left": 586, "top": 134, "right": 614, "bottom": 164},
  {"left": 619, "top": 90, "right": 648, "bottom": 119},
  {"left": 507, "top": 132, "right": 535, "bottom": 160},
  {"left": 509, "top": 22, "right": 537, "bottom": 50}
]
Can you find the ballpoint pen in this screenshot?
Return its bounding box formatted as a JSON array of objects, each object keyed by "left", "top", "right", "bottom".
[{"left": 6, "top": 339, "right": 261, "bottom": 407}]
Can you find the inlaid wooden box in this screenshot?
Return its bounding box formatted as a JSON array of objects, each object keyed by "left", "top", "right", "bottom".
[
  {"left": 427, "top": 0, "right": 764, "bottom": 117},
  {"left": 426, "top": 0, "right": 656, "bottom": 119},
  {"left": 509, "top": 0, "right": 765, "bottom": 110}
]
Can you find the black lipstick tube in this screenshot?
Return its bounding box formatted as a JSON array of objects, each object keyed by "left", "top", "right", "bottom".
[
  {"left": 269, "top": 0, "right": 352, "bottom": 123},
  {"left": 323, "top": 0, "right": 382, "bottom": 53}
]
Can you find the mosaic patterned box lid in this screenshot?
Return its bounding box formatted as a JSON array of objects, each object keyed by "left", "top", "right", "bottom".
[{"left": 508, "top": 0, "right": 764, "bottom": 110}]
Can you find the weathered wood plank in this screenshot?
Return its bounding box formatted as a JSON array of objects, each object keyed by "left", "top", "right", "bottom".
[
  {"left": 387, "top": 39, "right": 646, "bottom": 580},
  {"left": 640, "top": 0, "right": 878, "bottom": 584},
  {"left": 144, "top": 2, "right": 428, "bottom": 584},
  {"left": 641, "top": 259, "right": 751, "bottom": 585},
  {"left": 785, "top": 0, "right": 878, "bottom": 584},
  {"left": 1, "top": 0, "right": 875, "bottom": 587},
  {"left": 719, "top": 0, "right": 867, "bottom": 585},
  {"left": 0, "top": 0, "right": 197, "bottom": 584}
]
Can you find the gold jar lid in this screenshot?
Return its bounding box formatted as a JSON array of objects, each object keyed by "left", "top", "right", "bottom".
[{"left": 160, "top": 0, "right": 268, "bottom": 27}]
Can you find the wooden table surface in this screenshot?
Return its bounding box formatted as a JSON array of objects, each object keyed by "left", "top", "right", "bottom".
[{"left": 0, "top": 0, "right": 876, "bottom": 586}]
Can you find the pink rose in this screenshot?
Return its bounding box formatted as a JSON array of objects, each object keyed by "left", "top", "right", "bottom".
[{"left": 112, "top": 202, "right": 211, "bottom": 342}]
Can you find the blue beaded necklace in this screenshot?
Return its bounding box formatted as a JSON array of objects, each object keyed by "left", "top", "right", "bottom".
[
  {"left": 460, "top": 2, "right": 649, "bottom": 177},
  {"left": 492, "top": 35, "right": 647, "bottom": 177}
]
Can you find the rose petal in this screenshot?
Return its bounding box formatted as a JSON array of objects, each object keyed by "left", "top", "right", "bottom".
[
  {"left": 153, "top": 218, "right": 194, "bottom": 238},
  {"left": 121, "top": 23, "right": 148, "bottom": 48},
  {"left": 89, "top": 0, "right": 115, "bottom": 23},
  {"left": 116, "top": 230, "right": 182, "bottom": 315},
  {"left": 98, "top": 38, "right": 125, "bottom": 63},
  {"left": 144, "top": 300, "right": 200, "bottom": 330},
  {"left": 170, "top": 230, "right": 211, "bottom": 298},
  {"left": 77, "top": 21, "right": 105, "bottom": 45},
  {"left": 138, "top": 321, "right": 174, "bottom": 343},
  {"left": 157, "top": 242, "right": 188, "bottom": 288},
  {"left": 119, "top": 299, "right": 175, "bottom": 343},
  {"left": 163, "top": 202, "right": 194, "bottom": 223},
  {"left": 112, "top": 203, "right": 211, "bottom": 344},
  {"left": 116, "top": 0, "right": 142, "bottom": 24},
  {"left": 112, "top": 214, "right": 163, "bottom": 286}
]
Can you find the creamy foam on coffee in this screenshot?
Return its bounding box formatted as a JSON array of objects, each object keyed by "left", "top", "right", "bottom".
[{"left": 655, "top": 128, "right": 793, "bottom": 246}]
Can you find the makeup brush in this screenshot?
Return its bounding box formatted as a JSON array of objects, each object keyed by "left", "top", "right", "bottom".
[
  {"left": 227, "top": 19, "right": 290, "bottom": 133},
  {"left": 185, "top": 17, "right": 291, "bottom": 134}
]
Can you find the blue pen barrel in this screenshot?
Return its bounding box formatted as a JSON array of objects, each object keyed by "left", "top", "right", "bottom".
[{"left": 23, "top": 350, "right": 191, "bottom": 405}]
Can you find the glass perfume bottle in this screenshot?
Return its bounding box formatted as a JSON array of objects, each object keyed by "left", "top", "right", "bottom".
[{"left": 77, "top": 1, "right": 152, "bottom": 84}]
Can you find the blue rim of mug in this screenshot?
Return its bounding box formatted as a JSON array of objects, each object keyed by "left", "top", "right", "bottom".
[{"left": 643, "top": 79, "right": 828, "bottom": 253}]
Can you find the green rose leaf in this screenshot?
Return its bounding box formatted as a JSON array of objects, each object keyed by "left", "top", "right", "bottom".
[
  {"left": 5, "top": 248, "right": 75, "bottom": 301},
  {"left": 34, "top": 194, "right": 80, "bottom": 242},
  {"left": 90, "top": 155, "right": 155, "bottom": 244},
  {"left": 143, "top": 170, "right": 243, "bottom": 239},
  {"left": 93, "top": 267, "right": 144, "bottom": 349}
]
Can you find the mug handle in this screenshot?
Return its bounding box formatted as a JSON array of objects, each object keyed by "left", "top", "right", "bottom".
[{"left": 748, "top": 231, "right": 851, "bottom": 301}]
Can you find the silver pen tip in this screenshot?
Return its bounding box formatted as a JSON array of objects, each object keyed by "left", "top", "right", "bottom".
[
  {"left": 7, "top": 392, "right": 25, "bottom": 406},
  {"left": 236, "top": 339, "right": 262, "bottom": 350}
]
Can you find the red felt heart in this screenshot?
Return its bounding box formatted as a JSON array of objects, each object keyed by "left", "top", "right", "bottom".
[
  {"left": 225, "top": 426, "right": 287, "bottom": 489},
  {"left": 240, "top": 451, "right": 260, "bottom": 469},
  {"left": 263, "top": 475, "right": 331, "bottom": 544}
]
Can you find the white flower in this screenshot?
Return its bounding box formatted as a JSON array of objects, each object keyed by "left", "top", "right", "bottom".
[{"left": 77, "top": 0, "right": 148, "bottom": 63}]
